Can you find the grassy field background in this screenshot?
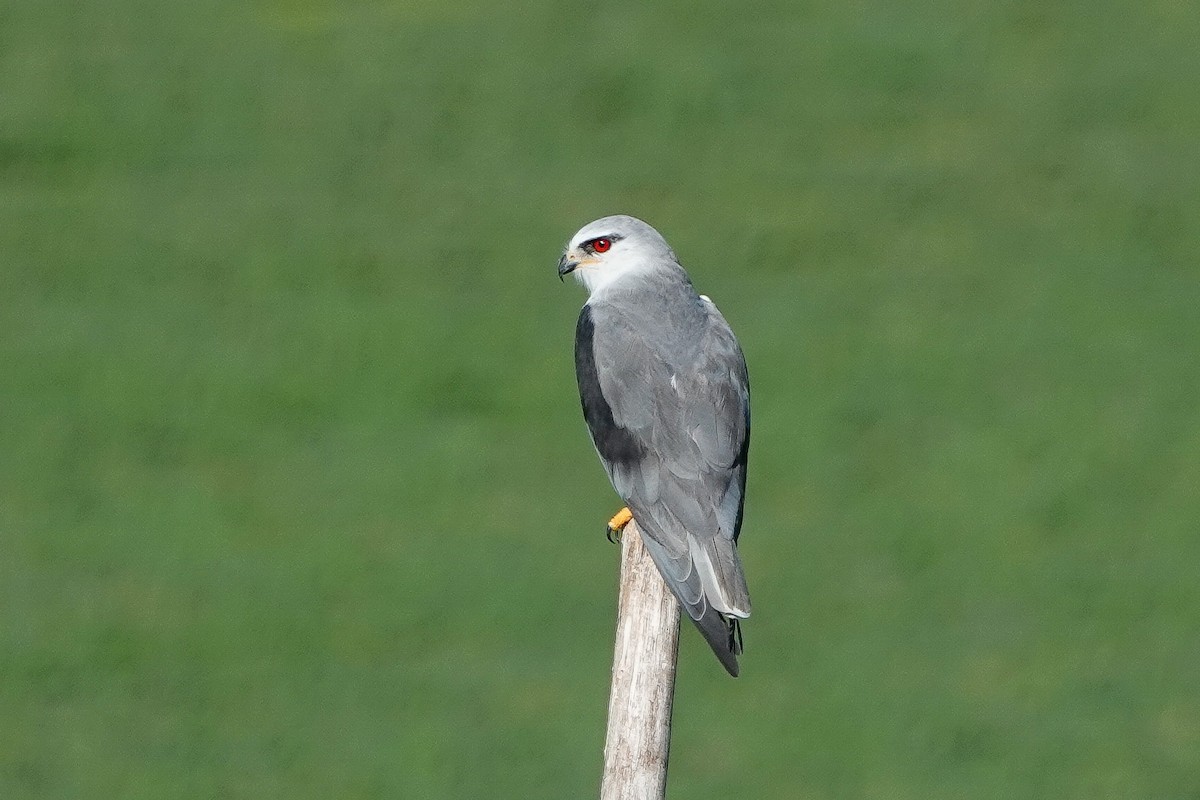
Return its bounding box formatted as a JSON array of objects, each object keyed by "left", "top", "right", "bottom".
[{"left": 3, "top": 1, "right": 1200, "bottom": 797}]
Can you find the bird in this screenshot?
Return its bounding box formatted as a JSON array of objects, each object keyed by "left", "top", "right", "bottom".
[{"left": 558, "top": 215, "right": 752, "bottom": 676}]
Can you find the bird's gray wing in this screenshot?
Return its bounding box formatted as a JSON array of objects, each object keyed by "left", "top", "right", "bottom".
[{"left": 575, "top": 297, "right": 751, "bottom": 671}]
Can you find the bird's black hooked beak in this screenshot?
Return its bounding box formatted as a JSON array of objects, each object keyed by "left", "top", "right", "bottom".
[{"left": 557, "top": 252, "right": 579, "bottom": 281}]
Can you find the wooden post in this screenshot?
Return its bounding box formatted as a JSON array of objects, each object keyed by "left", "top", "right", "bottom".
[{"left": 600, "top": 520, "right": 680, "bottom": 800}]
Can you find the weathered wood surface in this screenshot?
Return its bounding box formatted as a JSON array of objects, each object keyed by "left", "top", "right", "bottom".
[{"left": 600, "top": 520, "right": 680, "bottom": 800}]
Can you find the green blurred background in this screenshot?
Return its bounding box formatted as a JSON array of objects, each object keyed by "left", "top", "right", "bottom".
[{"left": 3, "top": 0, "right": 1199, "bottom": 797}]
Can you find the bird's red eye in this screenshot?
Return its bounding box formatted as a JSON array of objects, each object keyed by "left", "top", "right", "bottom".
[{"left": 592, "top": 238, "right": 611, "bottom": 253}]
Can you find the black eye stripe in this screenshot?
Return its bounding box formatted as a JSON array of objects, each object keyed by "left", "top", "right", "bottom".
[{"left": 583, "top": 234, "right": 623, "bottom": 252}]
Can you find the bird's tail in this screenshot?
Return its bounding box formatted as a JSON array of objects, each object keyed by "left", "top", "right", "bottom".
[
  {"left": 692, "top": 607, "right": 743, "bottom": 677},
  {"left": 635, "top": 521, "right": 747, "bottom": 677}
]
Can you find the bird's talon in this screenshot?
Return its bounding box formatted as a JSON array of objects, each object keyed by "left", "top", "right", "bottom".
[{"left": 606, "top": 506, "right": 633, "bottom": 544}]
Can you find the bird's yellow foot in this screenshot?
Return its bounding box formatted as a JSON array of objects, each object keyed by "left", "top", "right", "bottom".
[{"left": 606, "top": 506, "right": 633, "bottom": 543}]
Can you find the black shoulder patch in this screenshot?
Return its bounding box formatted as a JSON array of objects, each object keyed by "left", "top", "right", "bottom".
[{"left": 575, "top": 306, "right": 645, "bottom": 466}]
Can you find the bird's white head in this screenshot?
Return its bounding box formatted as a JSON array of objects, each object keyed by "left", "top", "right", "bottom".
[{"left": 557, "top": 215, "right": 678, "bottom": 296}]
